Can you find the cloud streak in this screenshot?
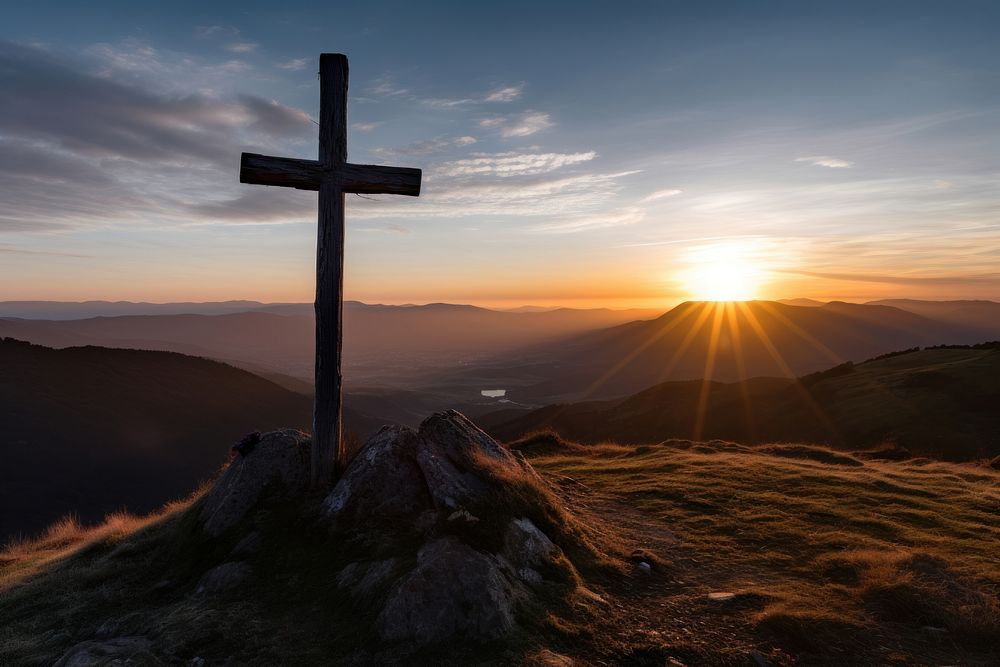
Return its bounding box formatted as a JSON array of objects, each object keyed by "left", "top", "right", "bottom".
[
  {"left": 480, "top": 111, "right": 553, "bottom": 138},
  {"left": 795, "top": 155, "right": 854, "bottom": 168},
  {"left": 783, "top": 269, "right": 1000, "bottom": 287},
  {"left": 431, "top": 151, "right": 596, "bottom": 178}
]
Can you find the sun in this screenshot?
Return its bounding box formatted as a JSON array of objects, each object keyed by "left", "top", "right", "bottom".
[{"left": 678, "top": 242, "right": 764, "bottom": 301}]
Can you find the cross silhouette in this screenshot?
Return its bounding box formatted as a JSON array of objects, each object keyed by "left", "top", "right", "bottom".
[{"left": 240, "top": 53, "right": 421, "bottom": 486}]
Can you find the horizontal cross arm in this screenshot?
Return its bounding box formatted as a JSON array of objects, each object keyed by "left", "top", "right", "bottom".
[
  {"left": 240, "top": 153, "right": 421, "bottom": 196},
  {"left": 340, "top": 163, "right": 421, "bottom": 196},
  {"left": 240, "top": 153, "right": 324, "bottom": 190}
]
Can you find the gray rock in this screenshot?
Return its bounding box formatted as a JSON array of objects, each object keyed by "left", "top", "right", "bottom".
[
  {"left": 325, "top": 425, "right": 430, "bottom": 525},
  {"left": 53, "top": 636, "right": 156, "bottom": 667},
  {"left": 46, "top": 631, "right": 72, "bottom": 647},
  {"left": 230, "top": 530, "right": 263, "bottom": 558},
  {"left": 707, "top": 591, "right": 735, "bottom": 602},
  {"left": 377, "top": 537, "right": 522, "bottom": 644},
  {"left": 503, "top": 517, "right": 558, "bottom": 569},
  {"left": 325, "top": 413, "right": 537, "bottom": 550},
  {"left": 518, "top": 567, "right": 544, "bottom": 587},
  {"left": 196, "top": 562, "right": 251, "bottom": 595},
  {"left": 199, "top": 429, "right": 310, "bottom": 537},
  {"left": 447, "top": 509, "right": 480, "bottom": 524},
  {"left": 636, "top": 561, "right": 652, "bottom": 575},
  {"left": 336, "top": 558, "right": 400, "bottom": 599},
  {"left": 415, "top": 411, "right": 530, "bottom": 511}
]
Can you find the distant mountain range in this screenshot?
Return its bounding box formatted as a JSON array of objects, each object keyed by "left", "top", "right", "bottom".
[
  {"left": 0, "top": 301, "right": 662, "bottom": 385},
  {"left": 483, "top": 344, "right": 1000, "bottom": 461},
  {"left": 4, "top": 299, "right": 997, "bottom": 425},
  {"left": 465, "top": 300, "right": 1000, "bottom": 402},
  {"left": 0, "top": 300, "right": 308, "bottom": 319}
]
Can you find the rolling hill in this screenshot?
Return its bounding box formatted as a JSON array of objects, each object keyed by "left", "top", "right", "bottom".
[
  {"left": 0, "top": 338, "right": 318, "bottom": 542},
  {"left": 483, "top": 344, "right": 1000, "bottom": 461},
  {"left": 868, "top": 299, "right": 1000, "bottom": 336}
]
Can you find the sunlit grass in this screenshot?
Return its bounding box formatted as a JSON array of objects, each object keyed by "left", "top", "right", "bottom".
[
  {"left": 0, "top": 488, "right": 204, "bottom": 587},
  {"left": 521, "top": 434, "right": 1000, "bottom": 654}
]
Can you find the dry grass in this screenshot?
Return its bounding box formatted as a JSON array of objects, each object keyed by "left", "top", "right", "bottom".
[
  {"left": 522, "top": 434, "right": 1000, "bottom": 663},
  {"left": 0, "top": 489, "right": 203, "bottom": 588}
]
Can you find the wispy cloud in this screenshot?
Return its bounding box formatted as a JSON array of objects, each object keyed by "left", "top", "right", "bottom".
[
  {"left": 0, "top": 244, "right": 93, "bottom": 258},
  {"left": 480, "top": 111, "right": 553, "bottom": 138},
  {"left": 419, "top": 96, "right": 475, "bottom": 109},
  {"left": 432, "top": 151, "right": 596, "bottom": 178},
  {"left": 356, "top": 222, "right": 411, "bottom": 234},
  {"left": 368, "top": 79, "right": 409, "bottom": 97},
  {"left": 278, "top": 57, "right": 308, "bottom": 71},
  {"left": 782, "top": 269, "right": 1000, "bottom": 287},
  {"left": 373, "top": 135, "right": 477, "bottom": 157},
  {"left": 347, "top": 167, "right": 640, "bottom": 221},
  {"left": 370, "top": 80, "right": 524, "bottom": 108},
  {"left": 530, "top": 207, "right": 645, "bottom": 234},
  {"left": 795, "top": 155, "right": 853, "bottom": 168},
  {"left": 352, "top": 121, "right": 382, "bottom": 133},
  {"left": 194, "top": 25, "right": 234, "bottom": 38},
  {"left": 226, "top": 42, "right": 258, "bottom": 53},
  {"left": 484, "top": 85, "right": 523, "bottom": 103},
  {"left": 639, "top": 188, "right": 682, "bottom": 204}
]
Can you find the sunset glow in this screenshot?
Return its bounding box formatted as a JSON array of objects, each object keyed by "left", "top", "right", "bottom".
[
  {"left": 678, "top": 242, "right": 765, "bottom": 302},
  {"left": 0, "top": 3, "right": 998, "bottom": 306}
]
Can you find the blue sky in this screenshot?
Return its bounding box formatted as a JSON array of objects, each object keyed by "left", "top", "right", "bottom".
[{"left": 2, "top": 1, "right": 999, "bottom": 306}]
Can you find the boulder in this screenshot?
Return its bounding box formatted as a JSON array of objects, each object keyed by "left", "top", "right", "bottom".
[
  {"left": 200, "top": 429, "right": 310, "bottom": 537},
  {"left": 504, "top": 517, "right": 559, "bottom": 569},
  {"left": 336, "top": 558, "right": 400, "bottom": 600},
  {"left": 326, "top": 412, "right": 535, "bottom": 544},
  {"left": 377, "top": 537, "right": 521, "bottom": 644},
  {"left": 196, "top": 561, "right": 252, "bottom": 595},
  {"left": 53, "top": 636, "right": 157, "bottom": 667}
]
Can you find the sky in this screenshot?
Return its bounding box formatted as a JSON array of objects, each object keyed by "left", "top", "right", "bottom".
[{"left": 2, "top": 0, "right": 999, "bottom": 308}]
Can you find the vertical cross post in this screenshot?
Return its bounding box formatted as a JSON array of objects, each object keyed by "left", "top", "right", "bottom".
[
  {"left": 238, "top": 53, "right": 420, "bottom": 488},
  {"left": 314, "top": 54, "right": 348, "bottom": 486}
]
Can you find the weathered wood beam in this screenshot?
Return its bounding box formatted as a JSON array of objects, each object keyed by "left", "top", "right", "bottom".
[
  {"left": 313, "top": 53, "right": 348, "bottom": 488},
  {"left": 314, "top": 180, "right": 344, "bottom": 487},
  {"left": 240, "top": 153, "right": 323, "bottom": 190},
  {"left": 240, "top": 153, "right": 421, "bottom": 195},
  {"left": 341, "top": 164, "right": 421, "bottom": 196}
]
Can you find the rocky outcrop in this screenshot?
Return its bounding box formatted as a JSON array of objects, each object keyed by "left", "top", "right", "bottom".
[
  {"left": 325, "top": 410, "right": 592, "bottom": 647},
  {"left": 199, "top": 429, "right": 310, "bottom": 537},
  {"left": 377, "top": 537, "right": 519, "bottom": 644},
  {"left": 196, "top": 561, "right": 252, "bottom": 595},
  {"left": 53, "top": 636, "right": 156, "bottom": 667}
]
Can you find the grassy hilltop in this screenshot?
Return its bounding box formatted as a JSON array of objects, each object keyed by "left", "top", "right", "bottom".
[{"left": 2, "top": 432, "right": 998, "bottom": 665}]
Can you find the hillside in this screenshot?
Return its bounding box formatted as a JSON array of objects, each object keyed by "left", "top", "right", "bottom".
[
  {"left": 1, "top": 427, "right": 997, "bottom": 665},
  {"left": 0, "top": 339, "right": 314, "bottom": 541},
  {"left": 484, "top": 345, "right": 1000, "bottom": 461},
  {"left": 465, "top": 300, "right": 997, "bottom": 402},
  {"left": 869, "top": 299, "right": 1000, "bottom": 336}
]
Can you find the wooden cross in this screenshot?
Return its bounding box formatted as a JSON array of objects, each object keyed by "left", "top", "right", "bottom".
[{"left": 239, "top": 53, "right": 421, "bottom": 486}]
